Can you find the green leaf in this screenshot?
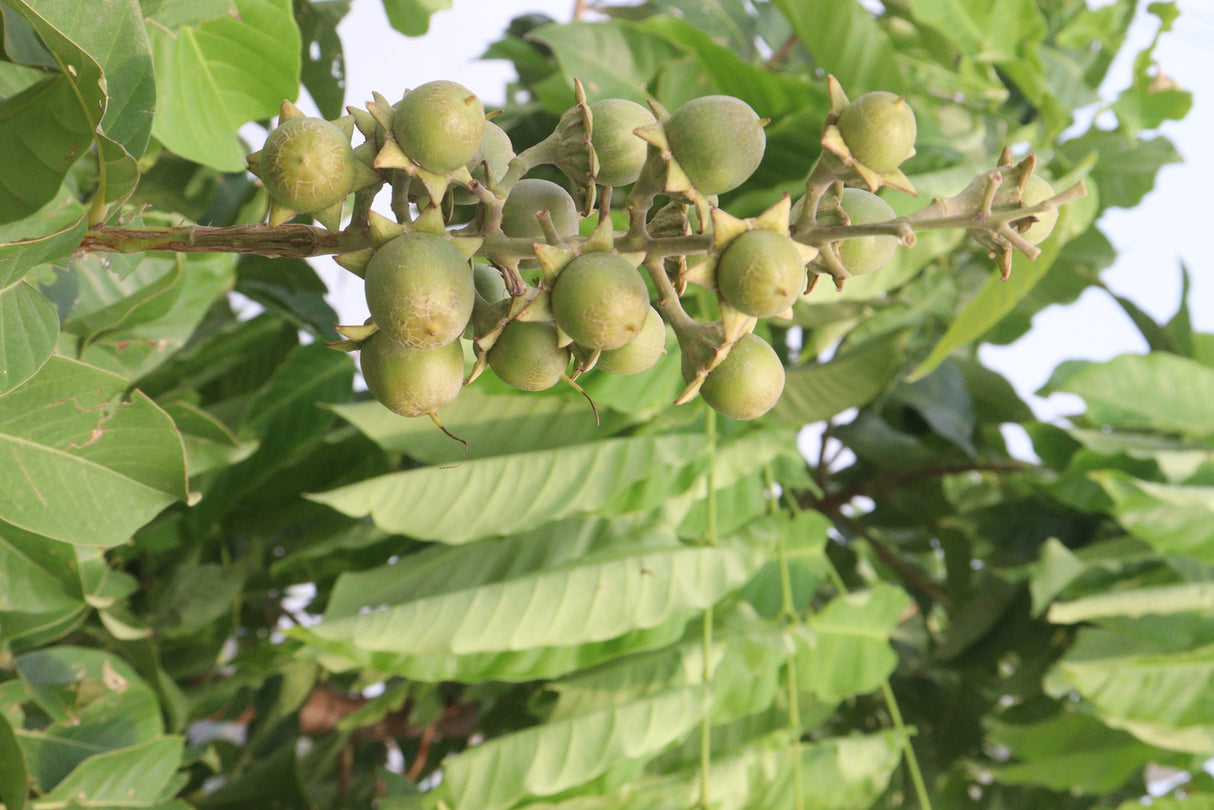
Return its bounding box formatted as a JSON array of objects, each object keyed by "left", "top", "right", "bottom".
[
  {"left": 296, "top": 0, "right": 349, "bottom": 119},
  {"left": 1093, "top": 471, "right": 1214, "bottom": 561},
  {"left": 59, "top": 253, "right": 182, "bottom": 348},
  {"left": 329, "top": 388, "right": 635, "bottom": 464},
  {"left": 383, "top": 0, "right": 451, "bottom": 37},
  {"left": 990, "top": 711, "right": 1156, "bottom": 794},
  {"left": 795, "top": 584, "right": 910, "bottom": 701},
  {"left": 889, "top": 361, "right": 976, "bottom": 455},
  {"left": 528, "top": 21, "right": 684, "bottom": 108},
  {"left": 0, "top": 522, "right": 81, "bottom": 616},
  {"left": 1044, "top": 352, "right": 1214, "bottom": 436},
  {"left": 438, "top": 686, "right": 706, "bottom": 810},
  {"left": 0, "top": 706, "right": 29, "bottom": 810},
  {"left": 1050, "top": 581, "right": 1214, "bottom": 625},
  {"left": 235, "top": 255, "right": 339, "bottom": 339},
  {"left": 308, "top": 433, "right": 708, "bottom": 544},
  {"left": 0, "top": 281, "right": 58, "bottom": 395},
  {"left": 1058, "top": 132, "right": 1180, "bottom": 211},
  {"left": 773, "top": 330, "right": 907, "bottom": 424},
  {"left": 149, "top": 0, "right": 301, "bottom": 170},
  {"left": 772, "top": 0, "right": 905, "bottom": 95},
  {"left": 0, "top": 356, "right": 187, "bottom": 547},
  {"left": 1111, "top": 2, "right": 1192, "bottom": 132},
  {"left": 0, "top": 188, "right": 87, "bottom": 288},
  {"left": 908, "top": 0, "right": 1047, "bottom": 63},
  {"left": 33, "top": 736, "right": 182, "bottom": 808}
]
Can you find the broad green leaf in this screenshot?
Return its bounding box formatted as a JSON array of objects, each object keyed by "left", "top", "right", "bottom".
[
  {"left": 33, "top": 736, "right": 182, "bottom": 808},
  {"left": 235, "top": 255, "right": 339, "bottom": 339},
  {"left": 795, "top": 583, "right": 910, "bottom": 701},
  {"left": 60, "top": 253, "right": 182, "bottom": 347},
  {"left": 0, "top": 522, "right": 80, "bottom": 615},
  {"left": 1045, "top": 352, "right": 1214, "bottom": 437},
  {"left": 528, "top": 21, "right": 684, "bottom": 108},
  {"left": 773, "top": 330, "right": 907, "bottom": 424},
  {"left": 1117, "top": 798, "right": 1214, "bottom": 810},
  {"left": 1058, "top": 132, "right": 1179, "bottom": 211},
  {"left": 77, "top": 252, "right": 236, "bottom": 381},
  {"left": 1050, "top": 639, "right": 1214, "bottom": 753},
  {"left": 889, "top": 361, "right": 975, "bottom": 455},
  {"left": 308, "top": 433, "right": 708, "bottom": 544},
  {"left": 0, "top": 188, "right": 87, "bottom": 288},
  {"left": 329, "top": 388, "right": 635, "bottom": 464},
  {"left": 772, "top": 0, "right": 904, "bottom": 95},
  {"left": 439, "top": 686, "right": 707, "bottom": 810},
  {"left": 909, "top": 0, "right": 1047, "bottom": 63},
  {"left": 162, "top": 400, "right": 249, "bottom": 478},
  {"left": 649, "top": 0, "right": 756, "bottom": 58},
  {"left": 1093, "top": 471, "right": 1214, "bottom": 560},
  {"left": 1068, "top": 427, "right": 1208, "bottom": 482},
  {"left": 911, "top": 174, "right": 1097, "bottom": 380},
  {"left": 149, "top": 0, "right": 301, "bottom": 170},
  {"left": 304, "top": 543, "right": 755, "bottom": 659},
  {"left": 990, "top": 711, "right": 1156, "bottom": 794},
  {"left": 296, "top": 0, "right": 349, "bottom": 119},
  {"left": 1111, "top": 2, "right": 1192, "bottom": 132},
  {"left": 1050, "top": 581, "right": 1214, "bottom": 624},
  {"left": 0, "top": 356, "right": 187, "bottom": 547},
  {"left": 383, "top": 0, "right": 451, "bottom": 37},
  {"left": 0, "top": 710, "right": 28, "bottom": 810},
  {"left": 0, "top": 281, "right": 58, "bottom": 395}
]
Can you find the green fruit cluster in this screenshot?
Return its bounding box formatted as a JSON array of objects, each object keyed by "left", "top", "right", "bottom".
[{"left": 247, "top": 77, "right": 1069, "bottom": 428}]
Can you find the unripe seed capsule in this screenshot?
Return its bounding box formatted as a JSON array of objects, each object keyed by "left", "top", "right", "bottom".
[
  {"left": 260, "top": 117, "right": 359, "bottom": 212},
  {"left": 836, "top": 91, "right": 917, "bottom": 173},
  {"left": 364, "top": 232, "right": 475, "bottom": 349},
  {"left": 716, "top": 230, "right": 806, "bottom": 317},
  {"left": 665, "top": 96, "right": 766, "bottom": 195},
  {"left": 360, "top": 332, "right": 465, "bottom": 418},
  {"left": 551, "top": 253, "right": 650, "bottom": 350},
  {"left": 393, "top": 80, "right": 486, "bottom": 173}
]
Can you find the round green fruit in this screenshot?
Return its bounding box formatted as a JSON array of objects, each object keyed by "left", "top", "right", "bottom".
[
  {"left": 364, "top": 232, "right": 475, "bottom": 349},
  {"left": 691, "top": 333, "right": 785, "bottom": 421},
  {"left": 551, "top": 252, "right": 650, "bottom": 350},
  {"left": 260, "top": 117, "right": 358, "bottom": 213},
  {"left": 360, "top": 332, "right": 465, "bottom": 417},
  {"left": 393, "top": 80, "right": 486, "bottom": 173},
  {"left": 664, "top": 96, "right": 765, "bottom": 196},
  {"left": 1016, "top": 174, "right": 1058, "bottom": 245},
  {"left": 716, "top": 229, "right": 806, "bottom": 317},
  {"left": 488, "top": 320, "right": 569, "bottom": 391},
  {"left": 595, "top": 306, "right": 666, "bottom": 375},
  {"left": 589, "top": 98, "right": 656, "bottom": 187},
  {"left": 836, "top": 91, "right": 917, "bottom": 173},
  {"left": 815, "top": 188, "right": 898, "bottom": 275},
  {"left": 500, "top": 179, "right": 580, "bottom": 241},
  {"left": 455, "top": 122, "right": 514, "bottom": 205}
]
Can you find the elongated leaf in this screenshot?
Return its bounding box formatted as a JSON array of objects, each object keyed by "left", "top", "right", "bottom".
[
  {"left": 529, "top": 21, "right": 683, "bottom": 108},
  {"left": 0, "top": 523, "right": 80, "bottom": 615},
  {"left": 772, "top": 0, "right": 904, "bottom": 95},
  {"left": 304, "top": 543, "right": 755, "bottom": 658},
  {"left": 329, "top": 388, "right": 635, "bottom": 464},
  {"left": 773, "top": 330, "right": 907, "bottom": 424},
  {"left": 1050, "top": 581, "right": 1214, "bottom": 624},
  {"left": 0, "top": 357, "right": 187, "bottom": 547},
  {"left": 383, "top": 0, "right": 451, "bottom": 37},
  {"left": 1046, "top": 352, "right": 1214, "bottom": 437},
  {"left": 60, "top": 253, "right": 181, "bottom": 347},
  {"left": 795, "top": 583, "right": 910, "bottom": 701},
  {"left": 1092, "top": 471, "right": 1214, "bottom": 561},
  {"left": 1058, "top": 132, "right": 1179, "bottom": 211},
  {"left": 149, "top": 0, "right": 300, "bottom": 170},
  {"left": 440, "top": 686, "right": 707, "bottom": 810},
  {"left": 235, "top": 255, "right": 339, "bottom": 338},
  {"left": 909, "top": 0, "right": 1047, "bottom": 63},
  {"left": 0, "top": 281, "right": 58, "bottom": 395},
  {"left": 0, "top": 188, "right": 86, "bottom": 288},
  {"left": 308, "top": 433, "right": 707, "bottom": 544},
  {"left": 0, "top": 708, "right": 28, "bottom": 810},
  {"left": 33, "top": 736, "right": 182, "bottom": 808}
]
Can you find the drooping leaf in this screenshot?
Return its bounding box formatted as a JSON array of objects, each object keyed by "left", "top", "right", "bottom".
[
  {"left": 308, "top": 433, "right": 708, "bottom": 544},
  {"left": 0, "top": 188, "right": 87, "bottom": 288},
  {"left": 234, "top": 255, "right": 339, "bottom": 339},
  {"left": 0, "top": 281, "right": 58, "bottom": 395},
  {"left": 1092, "top": 471, "right": 1214, "bottom": 561},
  {"left": 0, "top": 522, "right": 81, "bottom": 616},
  {"left": 773, "top": 330, "right": 907, "bottom": 424},
  {"left": 772, "top": 0, "right": 905, "bottom": 95},
  {"left": 33, "top": 736, "right": 183, "bottom": 808},
  {"left": 795, "top": 583, "right": 910, "bottom": 701},
  {"left": 908, "top": 0, "right": 1048, "bottom": 63},
  {"left": 382, "top": 0, "right": 451, "bottom": 37},
  {"left": 1058, "top": 132, "right": 1180, "bottom": 211},
  {"left": 149, "top": 0, "right": 301, "bottom": 170},
  {"left": 0, "top": 356, "right": 187, "bottom": 547}
]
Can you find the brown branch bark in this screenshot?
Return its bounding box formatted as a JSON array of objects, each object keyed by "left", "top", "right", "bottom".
[{"left": 78, "top": 223, "right": 371, "bottom": 259}]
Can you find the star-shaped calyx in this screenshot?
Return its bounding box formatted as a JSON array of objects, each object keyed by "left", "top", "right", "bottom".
[
  {"left": 246, "top": 99, "right": 380, "bottom": 231},
  {"left": 365, "top": 94, "right": 477, "bottom": 211},
  {"left": 818, "top": 76, "right": 917, "bottom": 197}
]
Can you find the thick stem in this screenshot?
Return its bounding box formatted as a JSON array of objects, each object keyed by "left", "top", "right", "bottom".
[{"left": 79, "top": 223, "right": 370, "bottom": 258}]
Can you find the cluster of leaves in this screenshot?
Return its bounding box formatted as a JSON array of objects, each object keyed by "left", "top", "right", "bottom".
[{"left": 0, "top": 1, "right": 1201, "bottom": 810}]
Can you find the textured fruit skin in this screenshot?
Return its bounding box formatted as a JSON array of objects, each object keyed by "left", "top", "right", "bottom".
[
  {"left": 665, "top": 96, "right": 765, "bottom": 195},
  {"left": 364, "top": 233, "right": 475, "bottom": 349},
  {"left": 551, "top": 253, "right": 650, "bottom": 350},
  {"left": 1016, "top": 175, "right": 1058, "bottom": 245},
  {"left": 595, "top": 306, "right": 666, "bottom": 375},
  {"left": 716, "top": 230, "right": 806, "bottom": 317},
  {"left": 590, "top": 98, "right": 656, "bottom": 187},
  {"left": 692, "top": 333, "right": 785, "bottom": 420},
  {"left": 488, "top": 320, "right": 569, "bottom": 391},
  {"left": 816, "top": 188, "right": 898, "bottom": 275},
  {"left": 393, "top": 80, "right": 486, "bottom": 173},
  {"left": 261, "top": 118, "right": 357, "bottom": 212},
  {"left": 836, "top": 91, "right": 916, "bottom": 173},
  {"left": 500, "top": 179, "right": 580, "bottom": 240},
  {"left": 360, "top": 332, "right": 465, "bottom": 417}
]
